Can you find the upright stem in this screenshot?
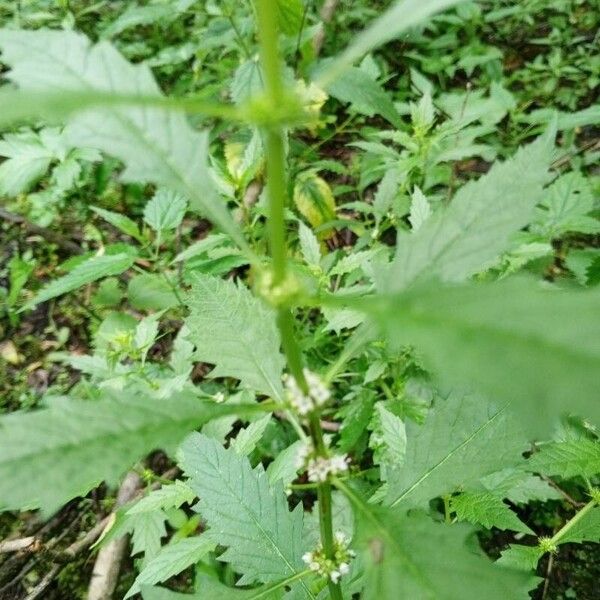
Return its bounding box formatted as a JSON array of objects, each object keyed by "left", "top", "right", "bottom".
[
  {"left": 264, "top": 131, "right": 288, "bottom": 284},
  {"left": 254, "top": 2, "right": 342, "bottom": 598},
  {"left": 550, "top": 498, "right": 597, "bottom": 546}
]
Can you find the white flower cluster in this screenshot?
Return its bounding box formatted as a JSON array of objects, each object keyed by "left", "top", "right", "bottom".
[
  {"left": 283, "top": 369, "right": 330, "bottom": 416},
  {"left": 295, "top": 440, "right": 313, "bottom": 469},
  {"left": 302, "top": 531, "right": 355, "bottom": 583},
  {"left": 307, "top": 454, "right": 349, "bottom": 483}
]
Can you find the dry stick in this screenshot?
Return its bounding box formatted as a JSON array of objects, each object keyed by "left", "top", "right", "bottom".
[
  {"left": 62, "top": 516, "right": 112, "bottom": 560},
  {"left": 552, "top": 138, "right": 600, "bottom": 169},
  {"left": 87, "top": 472, "right": 142, "bottom": 600},
  {"left": 540, "top": 475, "right": 585, "bottom": 509},
  {"left": 313, "top": 0, "right": 340, "bottom": 56},
  {"left": 0, "top": 206, "right": 83, "bottom": 255},
  {"left": 0, "top": 537, "right": 36, "bottom": 554},
  {"left": 3, "top": 472, "right": 179, "bottom": 600},
  {"left": 541, "top": 551, "right": 554, "bottom": 600},
  {"left": 4, "top": 512, "right": 85, "bottom": 599},
  {"left": 23, "top": 564, "right": 62, "bottom": 600}
]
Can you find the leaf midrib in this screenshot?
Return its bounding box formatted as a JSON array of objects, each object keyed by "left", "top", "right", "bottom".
[
  {"left": 202, "top": 456, "right": 315, "bottom": 598},
  {"left": 389, "top": 404, "right": 508, "bottom": 507}
]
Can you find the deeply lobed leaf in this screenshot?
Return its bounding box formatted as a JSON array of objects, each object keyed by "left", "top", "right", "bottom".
[
  {"left": 0, "top": 390, "right": 256, "bottom": 514},
  {"left": 178, "top": 434, "right": 311, "bottom": 593},
  {"left": 185, "top": 274, "right": 285, "bottom": 400},
  {"left": 0, "top": 29, "right": 246, "bottom": 248}
]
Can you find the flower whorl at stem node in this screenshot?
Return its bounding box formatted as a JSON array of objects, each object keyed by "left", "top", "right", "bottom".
[
  {"left": 307, "top": 454, "right": 350, "bottom": 482},
  {"left": 538, "top": 537, "right": 558, "bottom": 554},
  {"left": 295, "top": 440, "right": 350, "bottom": 482},
  {"left": 284, "top": 369, "right": 330, "bottom": 415},
  {"left": 302, "top": 531, "right": 355, "bottom": 583}
]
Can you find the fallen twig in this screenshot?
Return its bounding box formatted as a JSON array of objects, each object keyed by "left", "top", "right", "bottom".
[
  {"left": 23, "top": 564, "right": 61, "bottom": 600},
  {"left": 87, "top": 471, "right": 142, "bottom": 600},
  {"left": 0, "top": 537, "right": 36, "bottom": 554}
]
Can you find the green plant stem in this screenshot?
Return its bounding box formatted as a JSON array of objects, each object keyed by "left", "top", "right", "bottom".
[
  {"left": 254, "top": 2, "right": 342, "bottom": 598},
  {"left": 265, "top": 130, "right": 289, "bottom": 283},
  {"left": 255, "top": 0, "right": 284, "bottom": 105},
  {"left": 309, "top": 414, "right": 342, "bottom": 600},
  {"left": 443, "top": 495, "right": 452, "bottom": 524},
  {"left": 276, "top": 309, "right": 307, "bottom": 389},
  {"left": 549, "top": 498, "right": 597, "bottom": 545}
]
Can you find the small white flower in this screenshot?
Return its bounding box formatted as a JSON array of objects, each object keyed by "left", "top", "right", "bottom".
[
  {"left": 307, "top": 454, "right": 350, "bottom": 482},
  {"left": 302, "top": 531, "right": 354, "bottom": 584},
  {"left": 213, "top": 392, "right": 226, "bottom": 403},
  {"left": 295, "top": 440, "right": 313, "bottom": 469},
  {"left": 334, "top": 531, "right": 349, "bottom": 545},
  {"left": 283, "top": 369, "right": 330, "bottom": 416}
]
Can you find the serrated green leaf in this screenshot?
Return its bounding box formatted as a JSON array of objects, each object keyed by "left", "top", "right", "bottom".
[
  {"left": 338, "top": 391, "right": 376, "bottom": 453},
  {"left": 172, "top": 234, "right": 230, "bottom": 264},
  {"left": 141, "top": 574, "right": 285, "bottom": 599},
  {"left": 523, "top": 105, "right": 600, "bottom": 130},
  {"left": 7, "top": 254, "right": 35, "bottom": 307},
  {"left": 266, "top": 440, "right": 304, "bottom": 488},
  {"left": 144, "top": 189, "right": 188, "bottom": 232},
  {"left": 179, "top": 434, "right": 312, "bottom": 595},
  {"left": 327, "top": 67, "right": 402, "bottom": 128},
  {"left": 329, "top": 250, "right": 376, "bottom": 277},
  {"left": 128, "top": 481, "right": 196, "bottom": 515},
  {"left": 380, "top": 136, "right": 553, "bottom": 292},
  {"left": 318, "top": 0, "right": 469, "bottom": 86},
  {"left": 370, "top": 403, "right": 406, "bottom": 468},
  {"left": 587, "top": 256, "right": 600, "bottom": 287},
  {"left": 102, "top": 1, "right": 194, "bottom": 39},
  {"left": 408, "top": 186, "right": 431, "bottom": 232},
  {"left": 497, "top": 545, "right": 543, "bottom": 571},
  {"left": 357, "top": 278, "right": 600, "bottom": 432},
  {"left": 559, "top": 505, "right": 600, "bottom": 544},
  {"left": 0, "top": 129, "right": 56, "bottom": 195},
  {"left": 0, "top": 29, "right": 246, "bottom": 249},
  {"left": 230, "top": 59, "right": 263, "bottom": 105},
  {"left": 231, "top": 414, "right": 272, "bottom": 456},
  {"left": 372, "top": 169, "right": 399, "bottom": 224},
  {"left": 99, "top": 508, "right": 168, "bottom": 563},
  {"left": 534, "top": 172, "right": 599, "bottom": 237},
  {"left": 0, "top": 390, "right": 255, "bottom": 514},
  {"left": 128, "top": 273, "right": 179, "bottom": 311},
  {"left": 130, "top": 510, "right": 169, "bottom": 563},
  {"left": 24, "top": 253, "right": 135, "bottom": 310},
  {"left": 126, "top": 536, "right": 216, "bottom": 598},
  {"left": 526, "top": 440, "right": 600, "bottom": 479},
  {"left": 91, "top": 205, "right": 144, "bottom": 242},
  {"left": 480, "top": 469, "right": 561, "bottom": 504},
  {"left": 383, "top": 393, "right": 523, "bottom": 507},
  {"left": 500, "top": 504, "right": 600, "bottom": 572},
  {"left": 185, "top": 274, "right": 285, "bottom": 400},
  {"left": 298, "top": 222, "right": 321, "bottom": 267},
  {"left": 339, "top": 482, "right": 531, "bottom": 600},
  {"left": 451, "top": 491, "right": 533, "bottom": 534},
  {"left": 275, "top": 0, "right": 304, "bottom": 35}
]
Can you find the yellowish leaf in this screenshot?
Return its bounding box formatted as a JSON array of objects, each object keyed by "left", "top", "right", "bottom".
[{"left": 293, "top": 171, "right": 336, "bottom": 230}]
